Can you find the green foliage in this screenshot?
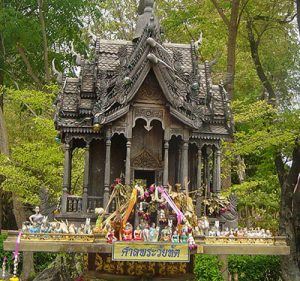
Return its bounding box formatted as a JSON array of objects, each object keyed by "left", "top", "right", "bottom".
[
  {"left": 33, "top": 252, "right": 57, "bottom": 272},
  {"left": 222, "top": 99, "right": 300, "bottom": 230},
  {"left": 0, "top": 234, "right": 13, "bottom": 269},
  {"left": 228, "top": 255, "right": 281, "bottom": 281},
  {"left": 0, "top": 0, "right": 99, "bottom": 86},
  {"left": 0, "top": 87, "right": 86, "bottom": 205},
  {"left": 194, "top": 255, "right": 224, "bottom": 281},
  {"left": 194, "top": 255, "right": 281, "bottom": 281},
  {"left": 0, "top": 87, "right": 63, "bottom": 204}
]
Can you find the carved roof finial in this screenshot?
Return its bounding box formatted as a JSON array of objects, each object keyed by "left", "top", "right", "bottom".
[
  {"left": 133, "top": 0, "right": 156, "bottom": 42},
  {"left": 137, "top": 0, "right": 154, "bottom": 14}
]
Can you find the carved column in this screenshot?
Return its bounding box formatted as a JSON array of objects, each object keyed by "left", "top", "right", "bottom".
[
  {"left": 163, "top": 140, "right": 169, "bottom": 187},
  {"left": 82, "top": 141, "right": 91, "bottom": 212},
  {"left": 176, "top": 143, "right": 182, "bottom": 184},
  {"left": 203, "top": 146, "right": 211, "bottom": 197},
  {"left": 181, "top": 140, "right": 189, "bottom": 191},
  {"left": 103, "top": 137, "right": 111, "bottom": 209},
  {"left": 62, "top": 142, "right": 71, "bottom": 213},
  {"left": 125, "top": 139, "right": 131, "bottom": 185},
  {"left": 196, "top": 145, "right": 202, "bottom": 217},
  {"left": 216, "top": 146, "right": 221, "bottom": 193}
]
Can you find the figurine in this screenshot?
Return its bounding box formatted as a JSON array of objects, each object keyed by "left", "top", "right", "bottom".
[
  {"left": 214, "top": 221, "right": 220, "bottom": 236},
  {"left": 93, "top": 207, "right": 105, "bottom": 233},
  {"left": 133, "top": 226, "right": 143, "bottom": 241},
  {"left": 59, "top": 220, "right": 69, "bottom": 233},
  {"left": 106, "top": 227, "right": 117, "bottom": 244},
  {"left": 53, "top": 222, "right": 63, "bottom": 233},
  {"left": 83, "top": 218, "right": 92, "bottom": 234},
  {"left": 172, "top": 231, "right": 179, "bottom": 243},
  {"left": 29, "top": 206, "right": 44, "bottom": 225},
  {"left": 237, "top": 228, "right": 244, "bottom": 238},
  {"left": 193, "top": 226, "right": 201, "bottom": 236},
  {"left": 198, "top": 216, "right": 209, "bottom": 236},
  {"left": 139, "top": 218, "right": 146, "bottom": 231},
  {"left": 123, "top": 222, "right": 133, "bottom": 241},
  {"left": 149, "top": 223, "right": 156, "bottom": 242},
  {"left": 187, "top": 233, "right": 197, "bottom": 250},
  {"left": 154, "top": 226, "right": 160, "bottom": 242},
  {"left": 180, "top": 231, "right": 188, "bottom": 243},
  {"left": 161, "top": 226, "right": 171, "bottom": 242},
  {"left": 142, "top": 224, "right": 150, "bottom": 241},
  {"left": 158, "top": 209, "right": 166, "bottom": 222},
  {"left": 68, "top": 223, "right": 76, "bottom": 234},
  {"left": 40, "top": 219, "right": 51, "bottom": 233},
  {"left": 22, "top": 222, "right": 30, "bottom": 233},
  {"left": 29, "top": 222, "right": 40, "bottom": 233},
  {"left": 168, "top": 219, "right": 173, "bottom": 230}
]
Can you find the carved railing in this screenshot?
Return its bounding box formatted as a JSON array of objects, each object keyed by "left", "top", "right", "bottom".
[
  {"left": 87, "top": 196, "right": 103, "bottom": 213},
  {"left": 66, "top": 195, "right": 103, "bottom": 213},
  {"left": 67, "top": 196, "right": 82, "bottom": 212}
]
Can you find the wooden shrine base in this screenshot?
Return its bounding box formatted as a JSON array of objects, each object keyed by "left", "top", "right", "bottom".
[
  {"left": 4, "top": 237, "right": 290, "bottom": 256},
  {"left": 3, "top": 231, "right": 290, "bottom": 281}
]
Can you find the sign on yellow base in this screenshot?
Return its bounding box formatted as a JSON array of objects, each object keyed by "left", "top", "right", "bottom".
[{"left": 112, "top": 242, "right": 190, "bottom": 262}]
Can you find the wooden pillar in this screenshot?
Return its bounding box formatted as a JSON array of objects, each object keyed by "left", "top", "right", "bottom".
[
  {"left": 203, "top": 146, "right": 211, "bottom": 197},
  {"left": 62, "top": 142, "right": 71, "bottom": 213},
  {"left": 125, "top": 138, "right": 131, "bottom": 185},
  {"left": 82, "top": 141, "right": 90, "bottom": 213},
  {"left": 163, "top": 140, "right": 169, "bottom": 187},
  {"left": 176, "top": 142, "right": 182, "bottom": 184},
  {"left": 216, "top": 147, "right": 221, "bottom": 193},
  {"left": 212, "top": 147, "right": 217, "bottom": 193},
  {"left": 219, "top": 255, "right": 229, "bottom": 281},
  {"left": 181, "top": 140, "right": 189, "bottom": 191},
  {"left": 196, "top": 145, "right": 202, "bottom": 217},
  {"left": 103, "top": 137, "right": 111, "bottom": 209}
]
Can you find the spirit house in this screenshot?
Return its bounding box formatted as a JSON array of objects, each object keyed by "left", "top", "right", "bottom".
[{"left": 54, "top": 0, "right": 232, "bottom": 222}]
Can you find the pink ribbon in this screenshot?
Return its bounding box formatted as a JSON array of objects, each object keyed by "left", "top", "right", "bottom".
[
  {"left": 13, "top": 232, "right": 22, "bottom": 258},
  {"left": 157, "top": 186, "right": 184, "bottom": 224}
]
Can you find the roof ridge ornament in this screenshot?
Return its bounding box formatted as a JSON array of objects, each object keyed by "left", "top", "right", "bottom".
[{"left": 133, "top": 0, "right": 157, "bottom": 42}]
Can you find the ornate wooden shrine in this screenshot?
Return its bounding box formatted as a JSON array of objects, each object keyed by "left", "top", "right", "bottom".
[
  {"left": 3, "top": 2, "right": 290, "bottom": 281},
  {"left": 54, "top": 0, "right": 232, "bottom": 222}
]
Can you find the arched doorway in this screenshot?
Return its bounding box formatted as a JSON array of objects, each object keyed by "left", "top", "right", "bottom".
[{"left": 131, "top": 118, "right": 164, "bottom": 187}]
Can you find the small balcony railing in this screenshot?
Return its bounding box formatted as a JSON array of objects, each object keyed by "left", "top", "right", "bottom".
[
  {"left": 87, "top": 196, "right": 103, "bottom": 213},
  {"left": 65, "top": 195, "right": 103, "bottom": 213},
  {"left": 67, "top": 196, "right": 82, "bottom": 212}
]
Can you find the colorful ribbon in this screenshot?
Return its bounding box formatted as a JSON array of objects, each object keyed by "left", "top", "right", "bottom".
[
  {"left": 157, "top": 186, "right": 184, "bottom": 224},
  {"left": 122, "top": 188, "right": 137, "bottom": 227},
  {"left": 13, "top": 232, "right": 22, "bottom": 259}
]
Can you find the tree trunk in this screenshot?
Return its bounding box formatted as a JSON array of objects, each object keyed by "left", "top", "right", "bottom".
[
  {"left": 17, "top": 45, "right": 42, "bottom": 87},
  {"left": 247, "top": 13, "right": 300, "bottom": 277},
  {"left": 0, "top": 104, "right": 34, "bottom": 280},
  {"left": 276, "top": 145, "right": 300, "bottom": 281},
  {"left": 226, "top": 0, "right": 240, "bottom": 100},
  {"left": 0, "top": 108, "right": 9, "bottom": 155},
  {"left": 246, "top": 20, "right": 276, "bottom": 101},
  {"left": 12, "top": 193, "right": 35, "bottom": 280},
  {"left": 37, "top": 0, "right": 50, "bottom": 82},
  {"left": 296, "top": 0, "right": 300, "bottom": 36},
  {"left": 0, "top": 34, "right": 4, "bottom": 109},
  {"left": 211, "top": 0, "right": 241, "bottom": 99}
]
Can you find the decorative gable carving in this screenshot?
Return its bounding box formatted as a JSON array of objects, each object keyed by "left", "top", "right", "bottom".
[{"left": 132, "top": 149, "right": 161, "bottom": 169}]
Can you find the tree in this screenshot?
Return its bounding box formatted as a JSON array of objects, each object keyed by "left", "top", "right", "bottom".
[
  {"left": 0, "top": 2, "right": 99, "bottom": 278},
  {"left": 244, "top": 3, "right": 300, "bottom": 278}
]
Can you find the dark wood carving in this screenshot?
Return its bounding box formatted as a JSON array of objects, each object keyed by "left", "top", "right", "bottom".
[{"left": 132, "top": 149, "right": 161, "bottom": 169}]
